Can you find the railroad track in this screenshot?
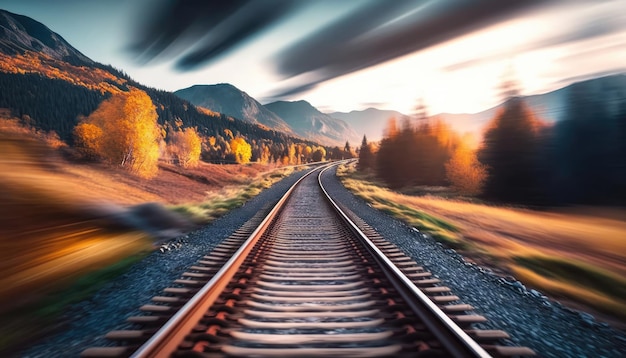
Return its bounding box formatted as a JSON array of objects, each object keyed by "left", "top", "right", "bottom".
[{"left": 82, "top": 163, "right": 534, "bottom": 357}]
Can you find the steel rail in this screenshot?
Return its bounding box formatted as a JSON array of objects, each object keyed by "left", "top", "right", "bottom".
[
  {"left": 130, "top": 163, "right": 333, "bottom": 358},
  {"left": 318, "top": 163, "right": 493, "bottom": 358}
]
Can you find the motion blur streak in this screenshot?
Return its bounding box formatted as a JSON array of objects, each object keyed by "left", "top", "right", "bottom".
[
  {"left": 130, "top": 0, "right": 552, "bottom": 96},
  {"left": 131, "top": 0, "right": 300, "bottom": 66}
]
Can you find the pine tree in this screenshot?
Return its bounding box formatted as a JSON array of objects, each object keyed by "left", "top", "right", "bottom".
[
  {"left": 357, "top": 135, "right": 373, "bottom": 171},
  {"left": 479, "top": 97, "right": 543, "bottom": 203}
]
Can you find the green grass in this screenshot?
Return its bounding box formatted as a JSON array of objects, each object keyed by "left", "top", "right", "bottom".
[
  {"left": 337, "top": 164, "right": 467, "bottom": 249},
  {"left": 171, "top": 166, "right": 299, "bottom": 224}
]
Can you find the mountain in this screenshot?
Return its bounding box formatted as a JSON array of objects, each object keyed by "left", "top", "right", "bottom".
[
  {"left": 328, "top": 108, "right": 410, "bottom": 142},
  {"left": 0, "top": 9, "right": 92, "bottom": 65},
  {"left": 0, "top": 10, "right": 328, "bottom": 165},
  {"left": 327, "top": 74, "right": 626, "bottom": 144},
  {"left": 265, "top": 100, "right": 360, "bottom": 147},
  {"left": 174, "top": 84, "right": 293, "bottom": 134},
  {"left": 437, "top": 73, "right": 626, "bottom": 139}
]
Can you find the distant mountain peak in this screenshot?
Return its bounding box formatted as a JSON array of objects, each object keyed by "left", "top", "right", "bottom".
[
  {"left": 174, "top": 83, "right": 293, "bottom": 133},
  {"left": 265, "top": 100, "right": 359, "bottom": 147},
  {"left": 0, "top": 9, "right": 92, "bottom": 65}
]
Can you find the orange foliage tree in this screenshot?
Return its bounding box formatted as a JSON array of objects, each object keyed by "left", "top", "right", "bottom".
[
  {"left": 229, "top": 137, "right": 252, "bottom": 164},
  {"left": 445, "top": 142, "right": 487, "bottom": 195},
  {"left": 74, "top": 88, "right": 161, "bottom": 178},
  {"left": 168, "top": 127, "right": 202, "bottom": 168}
]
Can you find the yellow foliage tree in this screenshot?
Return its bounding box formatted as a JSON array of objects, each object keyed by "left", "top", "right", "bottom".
[
  {"left": 73, "top": 122, "right": 102, "bottom": 158},
  {"left": 229, "top": 137, "right": 252, "bottom": 164},
  {"left": 168, "top": 127, "right": 202, "bottom": 168},
  {"left": 74, "top": 88, "right": 161, "bottom": 178},
  {"left": 445, "top": 143, "right": 487, "bottom": 196}
]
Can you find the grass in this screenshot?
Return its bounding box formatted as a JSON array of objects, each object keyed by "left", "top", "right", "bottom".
[
  {"left": 337, "top": 163, "right": 626, "bottom": 322},
  {"left": 337, "top": 165, "right": 467, "bottom": 249},
  {"left": 171, "top": 166, "right": 300, "bottom": 223}
]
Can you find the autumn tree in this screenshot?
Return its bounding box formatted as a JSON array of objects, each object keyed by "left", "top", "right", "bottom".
[
  {"left": 445, "top": 142, "right": 487, "bottom": 195},
  {"left": 230, "top": 137, "right": 252, "bottom": 164},
  {"left": 357, "top": 135, "right": 373, "bottom": 171},
  {"left": 168, "top": 126, "right": 202, "bottom": 168},
  {"left": 74, "top": 88, "right": 161, "bottom": 178},
  {"left": 376, "top": 115, "right": 457, "bottom": 188},
  {"left": 312, "top": 146, "right": 326, "bottom": 162}
]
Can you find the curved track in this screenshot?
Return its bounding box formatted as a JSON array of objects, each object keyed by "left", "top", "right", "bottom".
[{"left": 82, "top": 163, "right": 534, "bottom": 357}]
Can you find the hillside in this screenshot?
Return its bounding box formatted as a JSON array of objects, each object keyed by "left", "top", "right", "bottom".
[
  {"left": 329, "top": 108, "right": 410, "bottom": 142},
  {"left": 0, "top": 10, "right": 324, "bottom": 165},
  {"left": 174, "top": 84, "right": 294, "bottom": 134},
  {"left": 265, "top": 100, "right": 360, "bottom": 147}
]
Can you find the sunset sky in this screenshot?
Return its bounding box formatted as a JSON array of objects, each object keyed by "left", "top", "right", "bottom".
[{"left": 2, "top": 0, "right": 625, "bottom": 115}]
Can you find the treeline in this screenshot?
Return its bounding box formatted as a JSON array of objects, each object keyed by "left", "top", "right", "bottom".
[
  {"left": 0, "top": 72, "right": 106, "bottom": 138},
  {"left": 0, "top": 70, "right": 346, "bottom": 167},
  {"left": 360, "top": 79, "right": 626, "bottom": 206}
]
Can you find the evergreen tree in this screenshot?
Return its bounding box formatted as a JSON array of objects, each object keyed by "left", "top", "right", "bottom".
[
  {"left": 357, "top": 135, "right": 373, "bottom": 171},
  {"left": 479, "top": 97, "right": 543, "bottom": 204},
  {"left": 550, "top": 80, "right": 625, "bottom": 204}
]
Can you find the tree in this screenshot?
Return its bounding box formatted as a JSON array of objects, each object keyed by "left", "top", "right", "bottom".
[
  {"left": 74, "top": 88, "right": 161, "bottom": 178},
  {"left": 230, "top": 137, "right": 252, "bottom": 164},
  {"left": 445, "top": 143, "right": 487, "bottom": 195},
  {"left": 478, "top": 97, "right": 543, "bottom": 203},
  {"left": 344, "top": 141, "right": 353, "bottom": 158},
  {"left": 383, "top": 117, "right": 399, "bottom": 138},
  {"left": 312, "top": 147, "right": 326, "bottom": 162},
  {"left": 357, "top": 135, "right": 373, "bottom": 171},
  {"left": 168, "top": 127, "right": 202, "bottom": 168},
  {"left": 550, "top": 79, "right": 625, "bottom": 204}
]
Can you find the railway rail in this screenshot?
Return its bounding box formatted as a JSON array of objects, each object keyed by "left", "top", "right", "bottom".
[{"left": 82, "top": 162, "right": 534, "bottom": 357}]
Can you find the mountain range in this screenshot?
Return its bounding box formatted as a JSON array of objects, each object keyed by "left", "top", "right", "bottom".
[
  {"left": 0, "top": 9, "right": 325, "bottom": 163},
  {"left": 175, "top": 84, "right": 360, "bottom": 147},
  {"left": 174, "top": 84, "right": 293, "bottom": 134},
  {"left": 329, "top": 108, "right": 410, "bottom": 142},
  {"left": 265, "top": 100, "right": 359, "bottom": 147},
  {"left": 2, "top": 8, "right": 624, "bottom": 152}
]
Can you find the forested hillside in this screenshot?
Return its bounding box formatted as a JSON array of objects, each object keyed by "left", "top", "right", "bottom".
[{"left": 0, "top": 10, "right": 335, "bottom": 170}]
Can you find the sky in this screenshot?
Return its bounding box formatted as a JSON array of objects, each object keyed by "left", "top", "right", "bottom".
[{"left": 1, "top": 0, "right": 625, "bottom": 115}]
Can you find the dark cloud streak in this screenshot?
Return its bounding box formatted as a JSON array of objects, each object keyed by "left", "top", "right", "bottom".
[
  {"left": 130, "top": 0, "right": 298, "bottom": 67},
  {"left": 130, "top": 0, "right": 249, "bottom": 63},
  {"left": 273, "top": 0, "right": 552, "bottom": 97},
  {"left": 130, "top": 0, "right": 557, "bottom": 97},
  {"left": 176, "top": 1, "right": 298, "bottom": 69}
]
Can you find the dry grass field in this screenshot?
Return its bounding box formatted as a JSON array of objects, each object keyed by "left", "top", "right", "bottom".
[{"left": 337, "top": 163, "right": 626, "bottom": 325}]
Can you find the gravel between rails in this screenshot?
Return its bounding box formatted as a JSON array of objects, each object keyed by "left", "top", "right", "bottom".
[
  {"left": 320, "top": 166, "right": 626, "bottom": 358},
  {"left": 19, "top": 168, "right": 311, "bottom": 358}
]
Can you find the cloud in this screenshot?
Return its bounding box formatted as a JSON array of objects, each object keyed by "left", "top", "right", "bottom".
[
  {"left": 130, "top": 0, "right": 553, "bottom": 96},
  {"left": 129, "top": 0, "right": 299, "bottom": 66},
  {"left": 273, "top": 0, "right": 551, "bottom": 96}
]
